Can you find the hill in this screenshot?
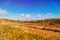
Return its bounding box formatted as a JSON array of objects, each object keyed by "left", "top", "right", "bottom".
[{"left": 0, "top": 18, "right": 60, "bottom": 40}]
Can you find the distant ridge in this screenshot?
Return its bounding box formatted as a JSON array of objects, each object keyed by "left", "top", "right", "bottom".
[{"left": 0, "top": 18, "right": 60, "bottom": 23}]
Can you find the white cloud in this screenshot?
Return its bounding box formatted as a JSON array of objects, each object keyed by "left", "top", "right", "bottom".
[
  {"left": 37, "top": 14, "right": 42, "bottom": 18},
  {"left": 20, "top": 14, "right": 31, "bottom": 18},
  {"left": 47, "top": 13, "right": 52, "bottom": 16},
  {"left": 0, "top": 8, "right": 9, "bottom": 14},
  {"left": 20, "top": 14, "right": 32, "bottom": 21},
  {"left": 20, "top": 14, "right": 44, "bottom": 20},
  {"left": 20, "top": 13, "right": 53, "bottom": 20},
  {"left": 20, "top": 14, "right": 25, "bottom": 17},
  {"left": 26, "top": 14, "right": 31, "bottom": 18}
]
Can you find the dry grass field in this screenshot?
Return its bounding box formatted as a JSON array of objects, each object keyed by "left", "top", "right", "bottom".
[{"left": 0, "top": 18, "right": 60, "bottom": 40}]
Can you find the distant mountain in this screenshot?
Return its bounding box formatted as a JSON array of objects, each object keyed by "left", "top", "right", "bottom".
[
  {"left": 43, "top": 18, "right": 60, "bottom": 25},
  {"left": 0, "top": 18, "right": 60, "bottom": 25}
]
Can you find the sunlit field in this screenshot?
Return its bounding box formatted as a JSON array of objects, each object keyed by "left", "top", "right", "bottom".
[
  {"left": 0, "top": 19, "right": 60, "bottom": 40},
  {"left": 0, "top": 0, "right": 60, "bottom": 40}
]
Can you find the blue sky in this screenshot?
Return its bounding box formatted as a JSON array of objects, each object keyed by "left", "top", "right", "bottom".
[{"left": 0, "top": 0, "right": 60, "bottom": 20}]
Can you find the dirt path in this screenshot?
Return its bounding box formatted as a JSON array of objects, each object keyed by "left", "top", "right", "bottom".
[{"left": 21, "top": 25, "right": 60, "bottom": 37}]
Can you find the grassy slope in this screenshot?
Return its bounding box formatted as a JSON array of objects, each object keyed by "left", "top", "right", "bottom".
[{"left": 0, "top": 18, "right": 60, "bottom": 40}]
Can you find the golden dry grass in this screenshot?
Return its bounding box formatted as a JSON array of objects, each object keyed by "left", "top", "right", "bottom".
[{"left": 0, "top": 19, "right": 60, "bottom": 40}]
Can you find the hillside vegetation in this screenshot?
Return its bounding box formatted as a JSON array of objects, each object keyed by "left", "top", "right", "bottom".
[{"left": 0, "top": 18, "right": 60, "bottom": 40}]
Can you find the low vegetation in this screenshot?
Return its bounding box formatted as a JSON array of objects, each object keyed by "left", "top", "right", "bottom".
[{"left": 0, "top": 18, "right": 60, "bottom": 40}]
